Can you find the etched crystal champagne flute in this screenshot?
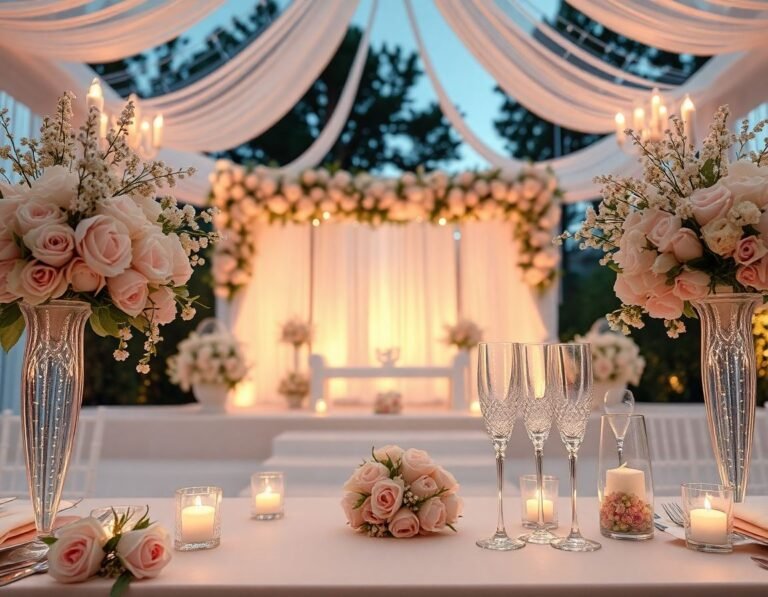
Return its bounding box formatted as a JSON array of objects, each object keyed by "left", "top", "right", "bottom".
[
  {"left": 519, "top": 343, "right": 557, "bottom": 544},
  {"left": 604, "top": 389, "right": 635, "bottom": 465},
  {"left": 476, "top": 342, "right": 526, "bottom": 551},
  {"left": 551, "top": 343, "right": 602, "bottom": 552}
]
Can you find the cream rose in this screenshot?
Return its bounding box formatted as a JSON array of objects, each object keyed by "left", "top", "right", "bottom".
[
  {"left": 116, "top": 523, "right": 172, "bottom": 580},
  {"left": 417, "top": 498, "right": 447, "bottom": 533},
  {"left": 342, "top": 461, "right": 389, "bottom": 494},
  {"left": 132, "top": 231, "right": 174, "bottom": 284},
  {"left": 28, "top": 165, "right": 78, "bottom": 209},
  {"left": 431, "top": 466, "right": 460, "bottom": 495},
  {"left": 721, "top": 168, "right": 768, "bottom": 209},
  {"left": 370, "top": 478, "right": 404, "bottom": 520},
  {"left": 401, "top": 448, "right": 436, "bottom": 484},
  {"left": 75, "top": 215, "right": 132, "bottom": 277},
  {"left": 672, "top": 270, "right": 711, "bottom": 301},
  {"left": 372, "top": 445, "right": 404, "bottom": 464},
  {"left": 107, "top": 269, "right": 149, "bottom": 317},
  {"left": 669, "top": 228, "right": 704, "bottom": 263},
  {"left": 341, "top": 492, "right": 366, "bottom": 529},
  {"left": 647, "top": 213, "right": 681, "bottom": 252},
  {"left": 360, "top": 497, "right": 385, "bottom": 526},
  {"left": 701, "top": 218, "right": 742, "bottom": 256},
  {"left": 410, "top": 475, "right": 439, "bottom": 499},
  {"left": 388, "top": 508, "right": 420, "bottom": 538},
  {"left": 23, "top": 223, "right": 75, "bottom": 267},
  {"left": 734, "top": 235, "right": 767, "bottom": 266},
  {"left": 97, "top": 196, "right": 151, "bottom": 238},
  {"left": 7, "top": 260, "right": 67, "bottom": 305},
  {"left": 690, "top": 183, "right": 733, "bottom": 226},
  {"left": 15, "top": 200, "right": 67, "bottom": 235},
  {"left": 48, "top": 518, "right": 108, "bottom": 584},
  {"left": 145, "top": 287, "right": 177, "bottom": 325},
  {"left": 66, "top": 257, "right": 105, "bottom": 294},
  {"left": 167, "top": 233, "right": 192, "bottom": 286}
]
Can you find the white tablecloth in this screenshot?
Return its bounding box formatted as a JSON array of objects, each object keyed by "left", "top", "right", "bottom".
[{"left": 8, "top": 497, "right": 768, "bottom": 596}]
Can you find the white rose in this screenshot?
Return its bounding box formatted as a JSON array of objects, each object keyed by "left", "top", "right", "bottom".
[
  {"left": 701, "top": 217, "right": 742, "bottom": 256},
  {"left": 28, "top": 165, "right": 78, "bottom": 209},
  {"left": 97, "top": 195, "right": 151, "bottom": 238}
]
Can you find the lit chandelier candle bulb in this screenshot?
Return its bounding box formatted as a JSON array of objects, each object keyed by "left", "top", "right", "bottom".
[
  {"left": 658, "top": 104, "right": 668, "bottom": 136},
  {"left": 633, "top": 106, "right": 645, "bottom": 134},
  {"left": 152, "top": 114, "right": 164, "bottom": 148},
  {"left": 689, "top": 496, "right": 728, "bottom": 546},
  {"left": 98, "top": 113, "right": 109, "bottom": 139},
  {"left": 680, "top": 95, "right": 696, "bottom": 144},
  {"left": 614, "top": 112, "right": 626, "bottom": 146},
  {"left": 650, "top": 88, "right": 661, "bottom": 137}
]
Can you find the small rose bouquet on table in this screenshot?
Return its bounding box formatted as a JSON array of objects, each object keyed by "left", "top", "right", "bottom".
[
  {"left": 280, "top": 317, "right": 313, "bottom": 347},
  {"left": 341, "top": 445, "right": 463, "bottom": 538},
  {"left": 45, "top": 508, "right": 171, "bottom": 596},
  {"left": 575, "top": 326, "right": 645, "bottom": 387},
  {"left": 167, "top": 330, "right": 247, "bottom": 391},
  {"left": 373, "top": 391, "right": 402, "bottom": 415},
  {"left": 443, "top": 319, "right": 483, "bottom": 351},
  {"left": 564, "top": 105, "right": 768, "bottom": 337}
]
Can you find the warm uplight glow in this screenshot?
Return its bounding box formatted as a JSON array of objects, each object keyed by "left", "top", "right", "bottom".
[
  {"left": 469, "top": 400, "right": 481, "bottom": 415},
  {"left": 315, "top": 399, "right": 328, "bottom": 414},
  {"left": 312, "top": 218, "right": 320, "bottom": 227},
  {"left": 86, "top": 78, "right": 104, "bottom": 113},
  {"left": 438, "top": 217, "right": 447, "bottom": 226},
  {"left": 668, "top": 374, "right": 684, "bottom": 394},
  {"left": 322, "top": 211, "right": 331, "bottom": 220}
]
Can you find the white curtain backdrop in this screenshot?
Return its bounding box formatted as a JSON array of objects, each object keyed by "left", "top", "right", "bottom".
[{"left": 227, "top": 222, "right": 556, "bottom": 408}]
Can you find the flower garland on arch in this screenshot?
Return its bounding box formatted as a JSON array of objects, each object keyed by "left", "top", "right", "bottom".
[{"left": 208, "top": 162, "right": 562, "bottom": 300}]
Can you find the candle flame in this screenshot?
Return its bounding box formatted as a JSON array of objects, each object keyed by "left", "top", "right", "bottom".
[
  {"left": 651, "top": 89, "right": 661, "bottom": 106},
  {"left": 681, "top": 95, "right": 695, "bottom": 114},
  {"left": 704, "top": 495, "right": 712, "bottom": 510},
  {"left": 618, "top": 462, "right": 628, "bottom": 469},
  {"left": 87, "top": 78, "right": 103, "bottom": 100},
  {"left": 194, "top": 495, "right": 202, "bottom": 507},
  {"left": 265, "top": 484, "right": 272, "bottom": 495},
  {"left": 315, "top": 400, "right": 327, "bottom": 414}
]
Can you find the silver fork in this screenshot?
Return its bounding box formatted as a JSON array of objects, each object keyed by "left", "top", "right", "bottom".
[
  {"left": 662, "top": 502, "right": 685, "bottom": 526},
  {"left": 752, "top": 556, "right": 768, "bottom": 571}
]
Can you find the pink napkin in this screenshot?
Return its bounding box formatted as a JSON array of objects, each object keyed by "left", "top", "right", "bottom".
[{"left": 734, "top": 504, "right": 768, "bottom": 541}]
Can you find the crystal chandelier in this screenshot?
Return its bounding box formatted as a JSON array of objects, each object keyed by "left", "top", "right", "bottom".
[
  {"left": 615, "top": 88, "right": 695, "bottom": 147},
  {"left": 86, "top": 78, "right": 163, "bottom": 159}
]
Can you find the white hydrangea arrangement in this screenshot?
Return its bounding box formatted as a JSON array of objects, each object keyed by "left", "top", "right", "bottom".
[
  {"left": 209, "top": 163, "right": 561, "bottom": 298},
  {"left": 167, "top": 331, "right": 247, "bottom": 391},
  {"left": 575, "top": 328, "right": 645, "bottom": 386}
]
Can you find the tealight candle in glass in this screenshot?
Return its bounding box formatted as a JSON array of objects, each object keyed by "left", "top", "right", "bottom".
[
  {"left": 520, "top": 474, "right": 558, "bottom": 529},
  {"left": 174, "top": 486, "right": 222, "bottom": 551},
  {"left": 681, "top": 483, "right": 733, "bottom": 553},
  {"left": 251, "top": 472, "right": 285, "bottom": 520}
]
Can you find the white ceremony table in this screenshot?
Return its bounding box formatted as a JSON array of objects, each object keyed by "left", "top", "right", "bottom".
[{"left": 8, "top": 497, "right": 768, "bottom": 596}]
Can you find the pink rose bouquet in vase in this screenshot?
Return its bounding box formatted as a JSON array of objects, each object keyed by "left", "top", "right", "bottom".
[
  {"left": 45, "top": 507, "right": 172, "bottom": 596},
  {"left": 0, "top": 93, "right": 217, "bottom": 534},
  {"left": 341, "top": 445, "right": 463, "bottom": 538},
  {"left": 568, "top": 106, "right": 768, "bottom": 501}
]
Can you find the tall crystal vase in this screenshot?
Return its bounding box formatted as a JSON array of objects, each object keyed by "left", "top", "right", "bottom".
[
  {"left": 19, "top": 300, "right": 91, "bottom": 535},
  {"left": 691, "top": 293, "right": 762, "bottom": 503}
]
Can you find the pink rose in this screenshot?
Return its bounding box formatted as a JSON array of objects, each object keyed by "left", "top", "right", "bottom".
[
  {"left": 66, "top": 258, "right": 105, "bottom": 294},
  {"left": 736, "top": 257, "right": 768, "bottom": 290},
  {"left": 645, "top": 287, "right": 684, "bottom": 320},
  {"left": 370, "top": 478, "right": 404, "bottom": 520},
  {"left": 0, "top": 260, "right": 20, "bottom": 303},
  {"left": 0, "top": 182, "right": 27, "bottom": 202},
  {"left": 15, "top": 200, "right": 67, "bottom": 235},
  {"left": 132, "top": 232, "right": 174, "bottom": 284},
  {"left": 669, "top": 228, "right": 704, "bottom": 263},
  {"left": 167, "top": 233, "right": 192, "bottom": 286},
  {"left": 75, "top": 215, "right": 132, "bottom": 277},
  {"left": 442, "top": 494, "right": 464, "bottom": 524},
  {"left": 430, "top": 466, "right": 460, "bottom": 495},
  {"left": 388, "top": 508, "right": 420, "bottom": 538},
  {"left": 145, "top": 287, "right": 177, "bottom": 325},
  {"left": 372, "top": 444, "right": 404, "bottom": 464},
  {"left": 690, "top": 183, "right": 733, "bottom": 226},
  {"left": 672, "top": 270, "right": 711, "bottom": 301},
  {"left": 632, "top": 208, "right": 666, "bottom": 235},
  {"left": 647, "top": 213, "right": 681, "bottom": 252},
  {"left": 360, "top": 497, "right": 385, "bottom": 526},
  {"left": 400, "top": 448, "right": 436, "bottom": 484},
  {"left": 7, "top": 260, "right": 67, "bottom": 305},
  {"left": 410, "top": 475, "right": 439, "bottom": 499},
  {"left": 23, "top": 223, "right": 75, "bottom": 267},
  {"left": 651, "top": 253, "right": 679, "bottom": 275},
  {"left": 734, "top": 235, "right": 768, "bottom": 266},
  {"left": 341, "top": 492, "right": 366, "bottom": 529},
  {"left": 28, "top": 165, "right": 78, "bottom": 209},
  {"left": 720, "top": 161, "right": 768, "bottom": 207},
  {"left": 0, "top": 231, "right": 20, "bottom": 261},
  {"left": 614, "top": 236, "right": 656, "bottom": 276},
  {"left": 417, "top": 497, "right": 447, "bottom": 533},
  {"left": 343, "top": 461, "right": 389, "bottom": 494},
  {"left": 614, "top": 271, "right": 664, "bottom": 307},
  {"left": 116, "top": 523, "right": 172, "bottom": 580},
  {"left": 48, "top": 518, "right": 108, "bottom": 583},
  {"left": 107, "top": 269, "right": 149, "bottom": 317},
  {"left": 97, "top": 196, "right": 151, "bottom": 238}
]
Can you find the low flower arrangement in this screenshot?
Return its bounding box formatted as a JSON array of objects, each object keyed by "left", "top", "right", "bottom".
[
  {"left": 575, "top": 327, "right": 645, "bottom": 386},
  {"left": 341, "top": 445, "right": 462, "bottom": 538},
  {"left": 210, "top": 163, "right": 562, "bottom": 298},
  {"left": 566, "top": 105, "right": 768, "bottom": 337},
  {"left": 599, "top": 492, "right": 653, "bottom": 536},
  {"left": 278, "top": 371, "right": 309, "bottom": 407},
  {"left": 280, "top": 317, "right": 313, "bottom": 347},
  {"left": 444, "top": 319, "right": 483, "bottom": 351},
  {"left": 0, "top": 92, "right": 216, "bottom": 371},
  {"left": 44, "top": 508, "right": 171, "bottom": 596},
  {"left": 167, "top": 330, "right": 247, "bottom": 391},
  {"left": 373, "top": 391, "right": 402, "bottom": 415}
]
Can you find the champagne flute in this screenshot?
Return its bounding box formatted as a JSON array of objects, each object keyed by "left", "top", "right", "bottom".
[
  {"left": 604, "top": 389, "right": 635, "bottom": 465},
  {"left": 476, "top": 342, "right": 526, "bottom": 551},
  {"left": 519, "top": 343, "right": 557, "bottom": 545},
  {"left": 550, "top": 343, "right": 601, "bottom": 552}
]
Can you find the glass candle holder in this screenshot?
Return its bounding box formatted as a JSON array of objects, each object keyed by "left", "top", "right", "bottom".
[
  {"left": 681, "top": 483, "right": 734, "bottom": 553},
  {"left": 90, "top": 505, "right": 147, "bottom": 534},
  {"left": 251, "top": 472, "right": 285, "bottom": 520},
  {"left": 598, "top": 414, "right": 655, "bottom": 541},
  {"left": 520, "top": 474, "right": 558, "bottom": 529},
  {"left": 174, "top": 486, "right": 222, "bottom": 551}
]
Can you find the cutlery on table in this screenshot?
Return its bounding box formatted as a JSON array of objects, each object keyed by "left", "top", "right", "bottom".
[
  {"left": 0, "top": 497, "right": 17, "bottom": 507},
  {"left": 752, "top": 556, "right": 768, "bottom": 571},
  {"left": 0, "top": 561, "right": 48, "bottom": 587}
]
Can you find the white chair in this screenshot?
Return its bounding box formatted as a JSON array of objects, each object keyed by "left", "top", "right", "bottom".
[{"left": 0, "top": 406, "right": 106, "bottom": 499}]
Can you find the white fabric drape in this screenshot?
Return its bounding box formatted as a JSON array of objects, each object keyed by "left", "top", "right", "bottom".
[
  {"left": 566, "top": 0, "right": 768, "bottom": 54},
  {"left": 0, "top": 0, "right": 93, "bottom": 18},
  {"left": 0, "top": 0, "right": 225, "bottom": 62},
  {"left": 281, "top": 0, "right": 378, "bottom": 175},
  {"left": 227, "top": 222, "right": 555, "bottom": 407}
]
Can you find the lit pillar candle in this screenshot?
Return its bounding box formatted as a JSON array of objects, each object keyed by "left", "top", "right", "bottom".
[
  {"left": 86, "top": 78, "right": 104, "bottom": 114},
  {"left": 525, "top": 492, "right": 554, "bottom": 523},
  {"left": 614, "top": 112, "right": 626, "bottom": 146},
  {"left": 254, "top": 485, "right": 282, "bottom": 515},
  {"left": 604, "top": 464, "right": 646, "bottom": 500},
  {"left": 680, "top": 95, "right": 695, "bottom": 144},
  {"left": 633, "top": 106, "right": 645, "bottom": 133},
  {"left": 690, "top": 496, "right": 728, "bottom": 545},
  {"left": 658, "top": 104, "right": 668, "bottom": 136},
  {"left": 650, "top": 88, "right": 661, "bottom": 138},
  {"left": 99, "top": 113, "right": 109, "bottom": 139},
  {"left": 180, "top": 496, "right": 215, "bottom": 543},
  {"left": 152, "top": 114, "right": 163, "bottom": 148}
]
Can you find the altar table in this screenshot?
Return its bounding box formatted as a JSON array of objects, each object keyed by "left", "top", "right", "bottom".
[{"left": 7, "top": 497, "right": 768, "bottom": 596}]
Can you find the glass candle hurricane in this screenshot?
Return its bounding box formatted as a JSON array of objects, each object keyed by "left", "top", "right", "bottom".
[
  {"left": 520, "top": 475, "right": 558, "bottom": 529},
  {"left": 251, "top": 472, "right": 285, "bottom": 520},
  {"left": 681, "top": 483, "right": 734, "bottom": 553},
  {"left": 174, "top": 486, "right": 222, "bottom": 551}
]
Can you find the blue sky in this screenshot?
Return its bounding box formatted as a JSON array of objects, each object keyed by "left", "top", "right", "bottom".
[{"left": 180, "top": 0, "right": 561, "bottom": 169}]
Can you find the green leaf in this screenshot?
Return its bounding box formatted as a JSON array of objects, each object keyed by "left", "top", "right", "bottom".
[
  {"left": 40, "top": 536, "right": 58, "bottom": 546},
  {"left": 110, "top": 571, "right": 134, "bottom": 597},
  {"left": 700, "top": 158, "right": 717, "bottom": 187},
  {"left": 90, "top": 306, "right": 122, "bottom": 338},
  {"left": 0, "top": 303, "right": 24, "bottom": 352}
]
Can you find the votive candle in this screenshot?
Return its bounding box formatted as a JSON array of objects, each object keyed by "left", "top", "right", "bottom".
[
  {"left": 251, "top": 472, "right": 285, "bottom": 520},
  {"left": 175, "top": 486, "right": 222, "bottom": 551}
]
